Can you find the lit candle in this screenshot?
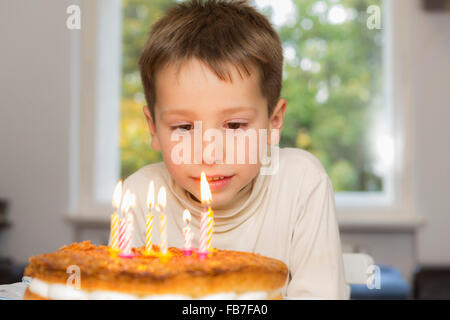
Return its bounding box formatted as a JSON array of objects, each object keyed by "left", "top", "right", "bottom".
[
  {"left": 119, "top": 190, "right": 135, "bottom": 258},
  {"left": 199, "top": 172, "right": 213, "bottom": 259},
  {"left": 118, "top": 190, "right": 131, "bottom": 251},
  {"left": 207, "top": 207, "right": 214, "bottom": 253},
  {"left": 157, "top": 187, "right": 168, "bottom": 255},
  {"left": 144, "top": 181, "right": 155, "bottom": 255},
  {"left": 182, "top": 209, "right": 194, "bottom": 256},
  {"left": 110, "top": 180, "right": 122, "bottom": 251}
]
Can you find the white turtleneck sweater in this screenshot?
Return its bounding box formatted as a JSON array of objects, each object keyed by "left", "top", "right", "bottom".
[{"left": 114, "top": 147, "right": 347, "bottom": 299}]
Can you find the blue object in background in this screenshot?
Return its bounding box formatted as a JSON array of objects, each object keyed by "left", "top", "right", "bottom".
[{"left": 350, "top": 264, "right": 411, "bottom": 300}]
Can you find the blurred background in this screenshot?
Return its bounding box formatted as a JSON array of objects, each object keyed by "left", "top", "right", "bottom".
[{"left": 0, "top": 0, "right": 449, "bottom": 299}]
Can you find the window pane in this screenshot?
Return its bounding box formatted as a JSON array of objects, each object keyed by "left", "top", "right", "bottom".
[
  {"left": 120, "top": 0, "right": 168, "bottom": 179},
  {"left": 120, "top": 0, "right": 387, "bottom": 193}
]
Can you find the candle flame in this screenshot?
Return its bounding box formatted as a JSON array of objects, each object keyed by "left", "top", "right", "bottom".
[
  {"left": 112, "top": 180, "right": 123, "bottom": 209},
  {"left": 121, "top": 189, "right": 132, "bottom": 214},
  {"left": 146, "top": 181, "right": 155, "bottom": 208},
  {"left": 200, "top": 172, "right": 212, "bottom": 204},
  {"left": 183, "top": 209, "right": 191, "bottom": 223},
  {"left": 157, "top": 187, "right": 166, "bottom": 209}
]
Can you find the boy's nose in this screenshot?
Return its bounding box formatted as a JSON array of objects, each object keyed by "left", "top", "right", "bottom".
[
  {"left": 202, "top": 147, "right": 216, "bottom": 166},
  {"left": 195, "top": 122, "right": 224, "bottom": 166}
]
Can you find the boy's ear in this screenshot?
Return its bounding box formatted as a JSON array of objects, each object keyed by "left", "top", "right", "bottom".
[
  {"left": 143, "top": 106, "right": 161, "bottom": 151},
  {"left": 268, "top": 98, "right": 287, "bottom": 145}
]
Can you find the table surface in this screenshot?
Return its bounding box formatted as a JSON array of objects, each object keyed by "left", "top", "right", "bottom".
[{"left": 0, "top": 277, "right": 29, "bottom": 300}]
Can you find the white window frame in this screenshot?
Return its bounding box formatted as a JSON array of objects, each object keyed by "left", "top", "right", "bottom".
[
  {"left": 68, "top": 0, "right": 424, "bottom": 230},
  {"left": 68, "top": 0, "right": 122, "bottom": 222},
  {"left": 337, "top": 0, "right": 423, "bottom": 229}
]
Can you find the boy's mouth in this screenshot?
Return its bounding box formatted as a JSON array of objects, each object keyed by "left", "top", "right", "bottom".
[
  {"left": 191, "top": 174, "right": 234, "bottom": 181},
  {"left": 190, "top": 174, "right": 235, "bottom": 192}
]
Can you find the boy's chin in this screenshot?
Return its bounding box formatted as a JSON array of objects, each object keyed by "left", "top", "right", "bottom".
[
  {"left": 208, "top": 193, "right": 234, "bottom": 209},
  {"left": 185, "top": 186, "right": 236, "bottom": 209}
]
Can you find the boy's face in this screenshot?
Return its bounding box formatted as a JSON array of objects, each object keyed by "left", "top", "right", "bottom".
[{"left": 143, "top": 58, "right": 286, "bottom": 208}]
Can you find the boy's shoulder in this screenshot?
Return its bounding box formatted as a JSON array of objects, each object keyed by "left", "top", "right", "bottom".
[
  {"left": 123, "top": 161, "right": 169, "bottom": 187},
  {"left": 278, "top": 147, "right": 328, "bottom": 178}
]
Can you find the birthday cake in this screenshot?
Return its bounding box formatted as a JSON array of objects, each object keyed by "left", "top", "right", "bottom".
[{"left": 23, "top": 241, "right": 288, "bottom": 300}]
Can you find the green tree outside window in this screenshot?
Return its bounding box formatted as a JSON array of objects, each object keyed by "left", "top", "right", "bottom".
[{"left": 120, "top": 0, "right": 384, "bottom": 192}]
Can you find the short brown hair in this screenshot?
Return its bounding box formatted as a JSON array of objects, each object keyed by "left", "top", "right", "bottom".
[{"left": 138, "top": 0, "right": 283, "bottom": 120}]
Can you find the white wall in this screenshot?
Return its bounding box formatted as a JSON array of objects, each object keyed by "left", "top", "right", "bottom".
[
  {"left": 0, "top": 0, "right": 449, "bottom": 279},
  {"left": 411, "top": 3, "right": 450, "bottom": 265},
  {"left": 0, "top": 0, "right": 75, "bottom": 263}
]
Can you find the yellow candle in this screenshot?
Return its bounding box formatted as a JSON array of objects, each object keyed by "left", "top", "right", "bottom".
[
  {"left": 110, "top": 213, "right": 120, "bottom": 250},
  {"left": 145, "top": 181, "right": 155, "bottom": 254}
]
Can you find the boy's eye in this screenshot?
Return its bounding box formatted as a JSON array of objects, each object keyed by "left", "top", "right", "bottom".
[
  {"left": 171, "top": 124, "right": 193, "bottom": 131},
  {"left": 226, "top": 122, "right": 248, "bottom": 130}
]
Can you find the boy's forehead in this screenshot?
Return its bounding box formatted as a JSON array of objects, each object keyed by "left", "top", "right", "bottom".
[{"left": 154, "top": 58, "right": 266, "bottom": 115}]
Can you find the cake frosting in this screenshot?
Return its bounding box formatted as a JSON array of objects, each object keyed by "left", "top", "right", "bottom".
[{"left": 23, "top": 241, "right": 288, "bottom": 300}]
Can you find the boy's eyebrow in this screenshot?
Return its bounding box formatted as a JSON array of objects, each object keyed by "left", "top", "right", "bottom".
[
  {"left": 160, "top": 109, "right": 197, "bottom": 118},
  {"left": 221, "top": 106, "right": 257, "bottom": 115},
  {"left": 161, "top": 106, "right": 257, "bottom": 118}
]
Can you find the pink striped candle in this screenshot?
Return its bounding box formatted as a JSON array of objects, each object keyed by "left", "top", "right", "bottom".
[
  {"left": 182, "top": 209, "right": 193, "bottom": 255},
  {"left": 199, "top": 172, "right": 213, "bottom": 259},
  {"left": 207, "top": 206, "right": 214, "bottom": 252},
  {"left": 118, "top": 216, "right": 128, "bottom": 252},
  {"left": 118, "top": 190, "right": 136, "bottom": 258},
  {"left": 198, "top": 208, "right": 209, "bottom": 259}
]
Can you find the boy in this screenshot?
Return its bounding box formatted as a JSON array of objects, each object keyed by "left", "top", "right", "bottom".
[{"left": 119, "top": 0, "right": 346, "bottom": 299}]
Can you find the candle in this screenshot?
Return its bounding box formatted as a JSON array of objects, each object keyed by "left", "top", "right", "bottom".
[
  {"left": 199, "top": 211, "right": 208, "bottom": 259},
  {"left": 201, "top": 172, "right": 214, "bottom": 253},
  {"left": 124, "top": 203, "right": 135, "bottom": 255},
  {"left": 118, "top": 190, "right": 131, "bottom": 251},
  {"left": 144, "top": 181, "right": 155, "bottom": 254},
  {"left": 119, "top": 190, "right": 135, "bottom": 257},
  {"left": 182, "top": 209, "right": 194, "bottom": 255},
  {"left": 207, "top": 206, "right": 214, "bottom": 253},
  {"left": 199, "top": 172, "right": 213, "bottom": 259},
  {"left": 157, "top": 187, "right": 168, "bottom": 255},
  {"left": 110, "top": 180, "right": 122, "bottom": 251}
]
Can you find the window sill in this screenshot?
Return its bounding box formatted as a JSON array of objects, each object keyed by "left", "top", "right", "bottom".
[
  {"left": 338, "top": 212, "right": 426, "bottom": 232},
  {"left": 65, "top": 214, "right": 110, "bottom": 228},
  {"left": 66, "top": 212, "right": 426, "bottom": 233}
]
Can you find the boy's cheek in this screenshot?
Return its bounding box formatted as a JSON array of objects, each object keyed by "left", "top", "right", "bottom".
[{"left": 151, "top": 135, "right": 161, "bottom": 151}]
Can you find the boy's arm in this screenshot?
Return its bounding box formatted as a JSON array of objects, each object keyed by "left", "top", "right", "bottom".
[{"left": 286, "top": 173, "right": 347, "bottom": 299}]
